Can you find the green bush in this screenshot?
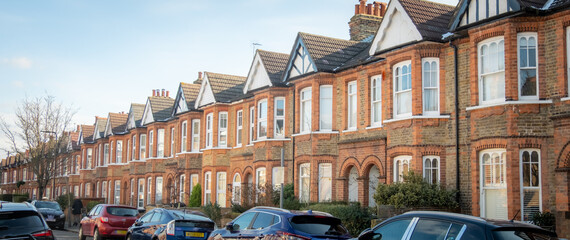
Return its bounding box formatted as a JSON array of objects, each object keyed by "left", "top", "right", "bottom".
[
  {"left": 202, "top": 202, "right": 222, "bottom": 226},
  {"left": 304, "top": 202, "right": 373, "bottom": 237},
  {"left": 56, "top": 193, "right": 74, "bottom": 211},
  {"left": 0, "top": 194, "right": 12, "bottom": 201},
  {"left": 188, "top": 183, "right": 201, "bottom": 207},
  {"left": 271, "top": 183, "right": 301, "bottom": 210},
  {"left": 531, "top": 211, "right": 555, "bottom": 227},
  {"left": 230, "top": 203, "right": 250, "bottom": 213},
  {"left": 374, "top": 171, "right": 458, "bottom": 209}
]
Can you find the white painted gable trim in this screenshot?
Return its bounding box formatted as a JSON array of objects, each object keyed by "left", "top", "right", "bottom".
[
  {"left": 93, "top": 120, "right": 102, "bottom": 140},
  {"left": 369, "top": 0, "right": 423, "bottom": 55},
  {"left": 141, "top": 98, "right": 155, "bottom": 126},
  {"left": 127, "top": 112, "right": 136, "bottom": 130},
  {"left": 103, "top": 116, "right": 113, "bottom": 137},
  {"left": 78, "top": 129, "right": 84, "bottom": 144},
  {"left": 244, "top": 53, "right": 273, "bottom": 94},
  {"left": 174, "top": 88, "right": 188, "bottom": 115},
  {"left": 195, "top": 74, "right": 216, "bottom": 109}
]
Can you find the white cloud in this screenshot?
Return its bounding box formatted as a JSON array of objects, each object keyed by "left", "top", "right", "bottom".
[
  {"left": 11, "top": 80, "right": 24, "bottom": 88},
  {"left": 2, "top": 57, "right": 32, "bottom": 69}
]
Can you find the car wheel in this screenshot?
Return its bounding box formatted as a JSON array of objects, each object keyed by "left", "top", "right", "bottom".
[
  {"left": 78, "top": 226, "right": 86, "bottom": 240},
  {"left": 126, "top": 234, "right": 132, "bottom": 240},
  {"left": 94, "top": 228, "right": 102, "bottom": 240}
]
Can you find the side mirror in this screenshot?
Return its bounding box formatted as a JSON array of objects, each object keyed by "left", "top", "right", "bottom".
[
  {"left": 358, "top": 229, "right": 381, "bottom": 240},
  {"left": 225, "top": 223, "right": 235, "bottom": 231},
  {"left": 135, "top": 221, "right": 143, "bottom": 226}
]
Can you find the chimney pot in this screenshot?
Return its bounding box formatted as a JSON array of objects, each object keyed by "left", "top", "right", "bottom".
[
  {"left": 162, "top": 89, "right": 165, "bottom": 97},
  {"left": 198, "top": 72, "right": 203, "bottom": 80},
  {"left": 166, "top": 91, "right": 170, "bottom": 97},
  {"left": 152, "top": 89, "right": 156, "bottom": 96}
]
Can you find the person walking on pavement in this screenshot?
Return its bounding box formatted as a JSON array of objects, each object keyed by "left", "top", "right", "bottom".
[{"left": 71, "top": 199, "right": 83, "bottom": 226}]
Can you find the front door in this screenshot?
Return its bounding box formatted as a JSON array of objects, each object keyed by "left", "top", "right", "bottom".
[{"left": 480, "top": 149, "right": 508, "bottom": 220}]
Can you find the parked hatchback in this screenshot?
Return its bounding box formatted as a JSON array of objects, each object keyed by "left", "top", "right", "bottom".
[
  {"left": 208, "top": 206, "right": 351, "bottom": 240},
  {"left": 31, "top": 200, "right": 65, "bottom": 230},
  {"left": 127, "top": 208, "right": 216, "bottom": 240},
  {"left": 79, "top": 204, "right": 139, "bottom": 240},
  {"left": 0, "top": 201, "right": 55, "bottom": 240},
  {"left": 355, "top": 211, "right": 559, "bottom": 240}
]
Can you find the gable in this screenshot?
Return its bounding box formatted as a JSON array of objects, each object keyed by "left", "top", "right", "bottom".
[
  {"left": 141, "top": 99, "right": 155, "bottom": 126},
  {"left": 195, "top": 75, "right": 216, "bottom": 109},
  {"left": 244, "top": 53, "right": 272, "bottom": 93},
  {"left": 104, "top": 117, "right": 113, "bottom": 137},
  {"left": 175, "top": 93, "right": 188, "bottom": 115},
  {"left": 369, "top": 0, "right": 423, "bottom": 55},
  {"left": 78, "top": 131, "right": 84, "bottom": 144},
  {"left": 127, "top": 114, "right": 137, "bottom": 130},
  {"left": 285, "top": 41, "right": 317, "bottom": 81},
  {"left": 93, "top": 122, "right": 101, "bottom": 140},
  {"left": 453, "top": 0, "right": 520, "bottom": 30}
]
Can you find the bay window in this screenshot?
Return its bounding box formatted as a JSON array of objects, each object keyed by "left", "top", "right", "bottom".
[
  {"left": 300, "top": 87, "right": 312, "bottom": 133},
  {"left": 394, "top": 155, "right": 411, "bottom": 183},
  {"left": 157, "top": 129, "right": 164, "bottom": 157},
  {"left": 236, "top": 110, "right": 243, "bottom": 146},
  {"left": 518, "top": 33, "right": 538, "bottom": 99},
  {"left": 347, "top": 81, "right": 357, "bottom": 129},
  {"left": 181, "top": 121, "right": 188, "bottom": 152},
  {"left": 394, "top": 61, "right": 412, "bottom": 118},
  {"left": 103, "top": 143, "right": 109, "bottom": 166},
  {"left": 422, "top": 58, "right": 439, "bottom": 114},
  {"left": 299, "top": 163, "right": 310, "bottom": 203},
  {"left": 219, "top": 112, "right": 228, "bottom": 147},
  {"left": 191, "top": 119, "right": 200, "bottom": 152},
  {"left": 479, "top": 37, "right": 505, "bottom": 104},
  {"left": 131, "top": 135, "right": 136, "bottom": 160},
  {"left": 275, "top": 97, "right": 285, "bottom": 138},
  {"left": 249, "top": 107, "right": 255, "bottom": 144},
  {"left": 140, "top": 134, "right": 146, "bottom": 159},
  {"left": 320, "top": 85, "right": 333, "bottom": 130},
  {"left": 258, "top": 100, "right": 267, "bottom": 139},
  {"left": 170, "top": 128, "right": 175, "bottom": 156},
  {"left": 423, "top": 156, "right": 439, "bottom": 184},
  {"left": 520, "top": 149, "right": 541, "bottom": 221},
  {"left": 206, "top": 113, "right": 213, "bottom": 148},
  {"left": 371, "top": 76, "right": 382, "bottom": 126},
  {"left": 116, "top": 140, "right": 122, "bottom": 163},
  {"left": 217, "top": 172, "right": 227, "bottom": 207},
  {"left": 149, "top": 130, "right": 154, "bottom": 158},
  {"left": 204, "top": 171, "right": 212, "bottom": 205}
]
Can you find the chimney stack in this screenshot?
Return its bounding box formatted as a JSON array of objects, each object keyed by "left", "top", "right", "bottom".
[{"left": 349, "top": 0, "right": 385, "bottom": 41}]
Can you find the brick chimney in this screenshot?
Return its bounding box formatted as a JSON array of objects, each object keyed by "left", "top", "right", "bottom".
[{"left": 349, "top": 0, "right": 386, "bottom": 41}]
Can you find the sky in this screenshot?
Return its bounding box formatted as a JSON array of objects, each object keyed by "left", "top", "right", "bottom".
[{"left": 0, "top": 0, "right": 458, "bottom": 159}]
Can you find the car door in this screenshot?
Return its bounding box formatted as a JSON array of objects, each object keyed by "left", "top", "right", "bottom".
[
  {"left": 221, "top": 212, "right": 257, "bottom": 239},
  {"left": 247, "top": 212, "right": 278, "bottom": 238},
  {"left": 370, "top": 217, "right": 415, "bottom": 240},
  {"left": 130, "top": 211, "right": 155, "bottom": 240},
  {"left": 83, "top": 205, "right": 102, "bottom": 236},
  {"left": 144, "top": 210, "right": 165, "bottom": 240},
  {"left": 408, "top": 218, "right": 467, "bottom": 240}
]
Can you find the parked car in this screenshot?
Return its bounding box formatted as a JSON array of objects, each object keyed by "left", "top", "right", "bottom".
[
  {"left": 127, "top": 208, "right": 215, "bottom": 240},
  {"left": 208, "top": 206, "right": 351, "bottom": 240},
  {"left": 31, "top": 200, "right": 65, "bottom": 230},
  {"left": 79, "top": 204, "right": 139, "bottom": 240},
  {"left": 355, "top": 211, "right": 559, "bottom": 240},
  {"left": 0, "top": 201, "right": 56, "bottom": 240}
]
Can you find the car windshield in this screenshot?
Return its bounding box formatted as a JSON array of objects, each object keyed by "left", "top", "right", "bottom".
[
  {"left": 492, "top": 229, "right": 557, "bottom": 240},
  {"left": 0, "top": 211, "right": 45, "bottom": 237},
  {"left": 107, "top": 207, "right": 138, "bottom": 217},
  {"left": 35, "top": 202, "right": 61, "bottom": 210},
  {"left": 289, "top": 216, "right": 349, "bottom": 236}
]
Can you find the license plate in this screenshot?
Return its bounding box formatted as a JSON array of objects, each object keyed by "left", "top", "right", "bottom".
[
  {"left": 185, "top": 232, "right": 204, "bottom": 238},
  {"left": 116, "top": 230, "right": 127, "bottom": 235},
  {"left": 46, "top": 215, "right": 55, "bottom": 222}
]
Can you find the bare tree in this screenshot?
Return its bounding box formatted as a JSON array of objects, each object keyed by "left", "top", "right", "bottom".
[{"left": 0, "top": 95, "right": 75, "bottom": 199}]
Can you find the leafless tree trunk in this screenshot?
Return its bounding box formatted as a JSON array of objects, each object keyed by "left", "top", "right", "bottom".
[{"left": 1, "top": 95, "right": 75, "bottom": 200}]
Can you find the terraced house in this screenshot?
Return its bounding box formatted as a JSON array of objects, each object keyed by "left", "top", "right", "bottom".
[{"left": 2, "top": 0, "right": 570, "bottom": 237}]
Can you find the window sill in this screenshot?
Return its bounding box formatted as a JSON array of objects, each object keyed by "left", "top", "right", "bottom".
[
  {"left": 342, "top": 129, "right": 357, "bottom": 133},
  {"left": 292, "top": 131, "right": 339, "bottom": 137},
  {"left": 107, "top": 163, "right": 127, "bottom": 166},
  {"left": 383, "top": 115, "right": 451, "bottom": 124},
  {"left": 561, "top": 97, "right": 570, "bottom": 102},
  {"left": 200, "top": 147, "right": 231, "bottom": 151},
  {"left": 365, "top": 125, "right": 383, "bottom": 130},
  {"left": 251, "top": 138, "right": 291, "bottom": 143},
  {"left": 466, "top": 100, "right": 552, "bottom": 111},
  {"left": 176, "top": 151, "right": 202, "bottom": 155}
]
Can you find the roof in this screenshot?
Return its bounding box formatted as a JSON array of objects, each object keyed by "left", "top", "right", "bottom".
[
  {"left": 180, "top": 82, "right": 201, "bottom": 111},
  {"left": 399, "top": 0, "right": 455, "bottom": 42},
  {"left": 148, "top": 96, "right": 175, "bottom": 122},
  {"left": 95, "top": 117, "right": 107, "bottom": 139},
  {"left": 81, "top": 125, "right": 95, "bottom": 143},
  {"left": 205, "top": 72, "right": 247, "bottom": 103},
  {"left": 108, "top": 113, "right": 128, "bottom": 135},
  {"left": 298, "top": 32, "right": 370, "bottom": 72},
  {"left": 545, "top": 0, "right": 570, "bottom": 9},
  {"left": 128, "top": 103, "right": 145, "bottom": 129},
  {"left": 257, "top": 50, "right": 290, "bottom": 86},
  {"left": 521, "top": 0, "right": 549, "bottom": 8},
  {"left": 69, "top": 131, "right": 80, "bottom": 150}
]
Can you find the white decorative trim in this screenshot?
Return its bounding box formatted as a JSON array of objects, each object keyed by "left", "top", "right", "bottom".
[
  {"left": 365, "top": 125, "right": 383, "bottom": 130},
  {"left": 383, "top": 115, "right": 451, "bottom": 124},
  {"left": 561, "top": 97, "right": 570, "bottom": 102},
  {"left": 251, "top": 138, "right": 291, "bottom": 144},
  {"left": 342, "top": 129, "right": 358, "bottom": 133},
  {"left": 175, "top": 151, "right": 202, "bottom": 156},
  {"left": 200, "top": 147, "right": 232, "bottom": 151},
  {"left": 292, "top": 131, "right": 339, "bottom": 137},
  {"left": 465, "top": 100, "right": 552, "bottom": 111}
]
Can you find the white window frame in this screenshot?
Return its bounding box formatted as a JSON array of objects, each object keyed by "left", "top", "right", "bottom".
[
  {"left": 170, "top": 128, "right": 175, "bottom": 156},
  {"left": 422, "top": 58, "right": 440, "bottom": 115},
  {"left": 517, "top": 32, "right": 539, "bottom": 100},
  {"left": 232, "top": 173, "right": 241, "bottom": 204},
  {"left": 131, "top": 135, "right": 136, "bottom": 161},
  {"left": 299, "top": 163, "right": 310, "bottom": 203},
  {"left": 190, "top": 174, "right": 199, "bottom": 194},
  {"left": 204, "top": 171, "right": 212, "bottom": 205},
  {"left": 179, "top": 174, "right": 186, "bottom": 203},
  {"left": 393, "top": 61, "right": 412, "bottom": 118},
  {"left": 87, "top": 148, "right": 93, "bottom": 169},
  {"left": 478, "top": 36, "right": 505, "bottom": 105},
  {"left": 206, "top": 114, "right": 213, "bottom": 148},
  {"left": 116, "top": 140, "right": 123, "bottom": 164},
  {"left": 519, "top": 149, "right": 542, "bottom": 221},
  {"left": 258, "top": 100, "right": 268, "bottom": 139},
  {"left": 103, "top": 143, "right": 109, "bottom": 166},
  {"left": 127, "top": 139, "right": 130, "bottom": 162},
  {"left": 236, "top": 110, "right": 243, "bottom": 146},
  {"left": 137, "top": 178, "right": 145, "bottom": 208},
  {"left": 218, "top": 112, "right": 228, "bottom": 147},
  {"left": 422, "top": 156, "right": 440, "bottom": 184},
  {"left": 394, "top": 155, "right": 412, "bottom": 183},
  {"left": 347, "top": 81, "right": 357, "bottom": 129},
  {"left": 370, "top": 76, "right": 382, "bottom": 126},
  {"left": 147, "top": 177, "right": 152, "bottom": 205},
  {"left": 300, "top": 87, "right": 312, "bottom": 133},
  {"left": 155, "top": 177, "right": 163, "bottom": 205},
  {"left": 255, "top": 167, "right": 266, "bottom": 203},
  {"left": 181, "top": 121, "right": 188, "bottom": 152},
  {"left": 480, "top": 148, "right": 508, "bottom": 219},
  {"left": 567, "top": 27, "right": 570, "bottom": 97},
  {"left": 114, "top": 180, "right": 120, "bottom": 204},
  {"left": 191, "top": 119, "right": 200, "bottom": 152},
  {"left": 102, "top": 181, "right": 107, "bottom": 202},
  {"left": 140, "top": 134, "right": 147, "bottom": 159},
  {"left": 149, "top": 130, "right": 154, "bottom": 158},
  {"left": 249, "top": 107, "right": 255, "bottom": 144},
  {"left": 318, "top": 163, "right": 332, "bottom": 202},
  {"left": 319, "top": 85, "right": 333, "bottom": 131},
  {"left": 217, "top": 172, "right": 227, "bottom": 207},
  {"left": 274, "top": 97, "right": 285, "bottom": 138}
]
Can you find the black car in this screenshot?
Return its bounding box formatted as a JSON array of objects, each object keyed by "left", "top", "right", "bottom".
[
  {"left": 0, "top": 201, "right": 56, "bottom": 240},
  {"left": 127, "top": 208, "right": 216, "bottom": 240},
  {"left": 355, "top": 211, "right": 558, "bottom": 240},
  {"left": 31, "top": 201, "right": 65, "bottom": 230}
]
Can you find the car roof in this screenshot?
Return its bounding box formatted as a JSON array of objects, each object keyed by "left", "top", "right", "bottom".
[
  {"left": 248, "top": 206, "right": 334, "bottom": 218},
  {"left": 98, "top": 204, "right": 137, "bottom": 209},
  {"left": 152, "top": 208, "right": 214, "bottom": 222},
  {"left": 0, "top": 202, "right": 37, "bottom": 211}
]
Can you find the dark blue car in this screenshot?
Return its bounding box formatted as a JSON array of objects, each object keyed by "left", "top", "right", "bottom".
[
  {"left": 126, "top": 208, "right": 215, "bottom": 240},
  {"left": 208, "top": 206, "right": 351, "bottom": 240}
]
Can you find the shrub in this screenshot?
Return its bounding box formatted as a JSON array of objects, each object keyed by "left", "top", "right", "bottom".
[
  {"left": 271, "top": 183, "right": 301, "bottom": 210},
  {"left": 188, "top": 183, "right": 201, "bottom": 207},
  {"left": 231, "top": 203, "right": 250, "bottom": 213},
  {"left": 374, "top": 171, "right": 458, "bottom": 209},
  {"left": 12, "top": 193, "right": 29, "bottom": 202},
  {"left": 86, "top": 201, "right": 101, "bottom": 212},
  {"left": 56, "top": 193, "right": 74, "bottom": 211},
  {"left": 202, "top": 202, "right": 222, "bottom": 226},
  {"left": 304, "top": 202, "right": 373, "bottom": 237},
  {"left": 0, "top": 194, "right": 12, "bottom": 201},
  {"left": 531, "top": 211, "right": 555, "bottom": 228}
]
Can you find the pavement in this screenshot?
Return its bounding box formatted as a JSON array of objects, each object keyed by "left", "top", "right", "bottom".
[{"left": 63, "top": 223, "right": 80, "bottom": 233}]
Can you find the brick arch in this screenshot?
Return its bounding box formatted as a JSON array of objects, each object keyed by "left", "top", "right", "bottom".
[
  {"left": 556, "top": 141, "right": 570, "bottom": 170},
  {"left": 340, "top": 157, "right": 361, "bottom": 177},
  {"left": 362, "top": 155, "right": 385, "bottom": 178}
]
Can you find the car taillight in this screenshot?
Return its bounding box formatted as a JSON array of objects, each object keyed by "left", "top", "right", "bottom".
[
  {"left": 100, "top": 217, "right": 109, "bottom": 223},
  {"left": 277, "top": 231, "right": 311, "bottom": 240},
  {"left": 33, "top": 230, "right": 54, "bottom": 238},
  {"left": 166, "top": 220, "right": 175, "bottom": 236}
]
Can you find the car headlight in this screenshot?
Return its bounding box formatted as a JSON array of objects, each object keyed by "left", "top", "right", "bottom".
[{"left": 60, "top": 214, "right": 65, "bottom": 218}]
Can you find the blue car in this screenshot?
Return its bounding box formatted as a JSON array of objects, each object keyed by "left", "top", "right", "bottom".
[
  {"left": 208, "top": 206, "right": 351, "bottom": 240},
  {"left": 126, "top": 208, "right": 215, "bottom": 240}
]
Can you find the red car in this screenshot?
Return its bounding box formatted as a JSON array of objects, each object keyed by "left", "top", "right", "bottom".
[{"left": 79, "top": 204, "right": 139, "bottom": 240}]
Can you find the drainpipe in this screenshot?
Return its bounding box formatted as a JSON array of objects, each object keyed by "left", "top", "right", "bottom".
[
  {"left": 291, "top": 86, "right": 296, "bottom": 193},
  {"left": 450, "top": 41, "right": 461, "bottom": 204}
]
